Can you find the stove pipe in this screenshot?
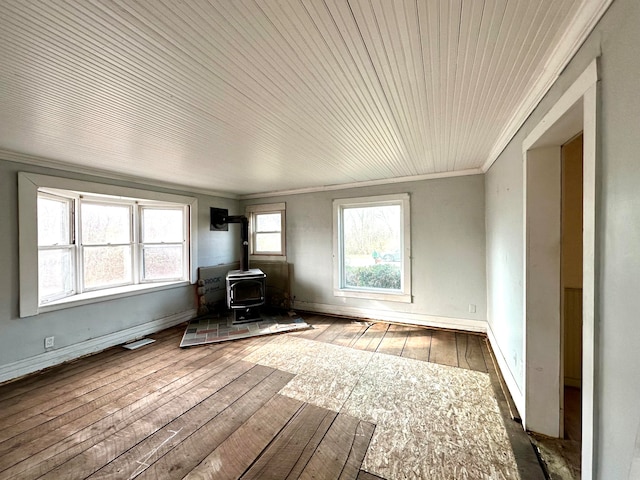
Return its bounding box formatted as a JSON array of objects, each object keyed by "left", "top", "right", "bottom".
[
  {"left": 210, "top": 209, "right": 250, "bottom": 271},
  {"left": 239, "top": 215, "right": 249, "bottom": 272},
  {"left": 224, "top": 214, "right": 249, "bottom": 271}
]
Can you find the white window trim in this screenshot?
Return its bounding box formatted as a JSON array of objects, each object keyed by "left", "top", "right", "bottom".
[
  {"left": 139, "top": 204, "right": 189, "bottom": 284},
  {"left": 245, "top": 202, "right": 286, "bottom": 261},
  {"left": 76, "top": 197, "right": 136, "bottom": 292},
  {"left": 19, "top": 172, "right": 198, "bottom": 318},
  {"left": 37, "top": 191, "right": 76, "bottom": 303},
  {"left": 333, "top": 193, "right": 411, "bottom": 303}
]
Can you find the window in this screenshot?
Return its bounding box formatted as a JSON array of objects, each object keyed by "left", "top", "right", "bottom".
[
  {"left": 38, "top": 193, "right": 75, "bottom": 303},
  {"left": 333, "top": 194, "right": 411, "bottom": 303},
  {"left": 246, "top": 203, "right": 286, "bottom": 258},
  {"left": 140, "top": 206, "right": 187, "bottom": 281},
  {"left": 19, "top": 173, "right": 197, "bottom": 317},
  {"left": 36, "top": 192, "right": 189, "bottom": 304},
  {"left": 80, "top": 200, "right": 134, "bottom": 290}
]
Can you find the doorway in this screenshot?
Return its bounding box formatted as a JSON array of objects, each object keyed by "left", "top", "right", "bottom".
[{"left": 522, "top": 59, "right": 598, "bottom": 480}]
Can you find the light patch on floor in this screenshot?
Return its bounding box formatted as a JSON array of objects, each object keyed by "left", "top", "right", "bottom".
[
  {"left": 244, "top": 336, "right": 519, "bottom": 480},
  {"left": 244, "top": 335, "right": 375, "bottom": 412}
]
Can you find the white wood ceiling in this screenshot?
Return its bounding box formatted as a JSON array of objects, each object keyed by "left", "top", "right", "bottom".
[{"left": 0, "top": 0, "right": 611, "bottom": 196}]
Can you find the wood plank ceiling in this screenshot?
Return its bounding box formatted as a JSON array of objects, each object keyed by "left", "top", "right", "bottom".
[{"left": 0, "top": 0, "right": 610, "bottom": 196}]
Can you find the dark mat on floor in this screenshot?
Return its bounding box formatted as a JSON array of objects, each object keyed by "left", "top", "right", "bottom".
[{"left": 180, "top": 310, "right": 310, "bottom": 347}]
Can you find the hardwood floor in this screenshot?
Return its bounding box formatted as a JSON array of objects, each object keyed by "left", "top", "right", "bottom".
[
  {"left": 0, "top": 314, "right": 543, "bottom": 479},
  {"left": 289, "top": 315, "right": 488, "bottom": 373}
]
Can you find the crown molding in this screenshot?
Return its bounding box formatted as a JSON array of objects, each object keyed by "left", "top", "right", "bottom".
[
  {"left": 1, "top": 148, "right": 483, "bottom": 200},
  {"left": 0, "top": 149, "right": 238, "bottom": 199},
  {"left": 482, "top": 0, "right": 613, "bottom": 173},
  {"left": 238, "top": 168, "right": 483, "bottom": 200}
]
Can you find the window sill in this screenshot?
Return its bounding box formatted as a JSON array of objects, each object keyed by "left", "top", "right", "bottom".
[
  {"left": 37, "top": 281, "right": 191, "bottom": 314},
  {"left": 333, "top": 288, "right": 412, "bottom": 303},
  {"left": 249, "top": 255, "right": 287, "bottom": 262}
]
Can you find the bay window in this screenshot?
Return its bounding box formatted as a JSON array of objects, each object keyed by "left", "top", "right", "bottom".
[{"left": 19, "top": 172, "right": 196, "bottom": 317}]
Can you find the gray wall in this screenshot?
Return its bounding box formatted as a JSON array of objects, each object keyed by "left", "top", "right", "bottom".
[
  {"left": 485, "top": 138, "right": 525, "bottom": 392},
  {"left": 0, "top": 157, "right": 240, "bottom": 370},
  {"left": 243, "top": 174, "right": 487, "bottom": 325},
  {"left": 485, "top": 0, "right": 640, "bottom": 476}
]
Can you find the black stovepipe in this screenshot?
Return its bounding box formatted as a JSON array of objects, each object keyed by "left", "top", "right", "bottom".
[{"left": 222, "top": 215, "right": 250, "bottom": 271}]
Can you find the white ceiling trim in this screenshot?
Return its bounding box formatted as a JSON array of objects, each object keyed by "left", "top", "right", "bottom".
[
  {"left": 239, "top": 168, "right": 483, "bottom": 200},
  {"left": 2, "top": 145, "right": 483, "bottom": 201},
  {"left": 481, "top": 0, "right": 613, "bottom": 173},
  {"left": 0, "top": 149, "right": 238, "bottom": 199}
]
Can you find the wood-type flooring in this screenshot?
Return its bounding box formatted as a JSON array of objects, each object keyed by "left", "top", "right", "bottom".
[{"left": 0, "top": 314, "right": 545, "bottom": 479}]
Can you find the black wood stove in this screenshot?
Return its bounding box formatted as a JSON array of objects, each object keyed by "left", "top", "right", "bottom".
[
  {"left": 226, "top": 268, "right": 266, "bottom": 323},
  {"left": 211, "top": 208, "right": 267, "bottom": 324}
]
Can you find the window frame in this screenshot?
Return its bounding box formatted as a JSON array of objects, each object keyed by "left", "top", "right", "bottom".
[
  {"left": 246, "top": 202, "right": 286, "bottom": 260},
  {"left": 78, "top": 197, "right": 136, "bottom": 292},
  {"left": 333, "top": 193, "right": 411, "bottom": 303},
  {"left": 37, "top": 191, "right": 77, "bottom": 303},
  {"left": 19, "top": 172, "right": 197, "bottom": 317},
  {"left": 139, "top": 204, "right": 189, "bottom": 283}
]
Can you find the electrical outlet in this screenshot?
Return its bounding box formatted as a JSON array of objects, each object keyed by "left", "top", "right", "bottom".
[
  {"left": 468, "top": 304, "right": 477, "bottom": 313},
  {"left": 44, "top": 336, "right": 55, "bottom": 348}
]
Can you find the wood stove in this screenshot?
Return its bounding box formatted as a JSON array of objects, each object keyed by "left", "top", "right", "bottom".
[
  {"left": 211, "top": 208, "right": 268, "bottom": 324},
  {"left": 226, "top": 268, "right": 266, "bottom": 323}
]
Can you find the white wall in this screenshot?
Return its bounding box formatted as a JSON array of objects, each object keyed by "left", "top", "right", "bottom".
[
  {"left": 0, "top": 157, "right": 240, "bottom": 381},
  {"left": 485, "top": 0, "right": 640, "bottom": 476},
  {"left": 242, "top": 174, "right": 487, "bottom": 330},
  {"left": 485, "top": 138, "right": 526, "bottom": 394}
]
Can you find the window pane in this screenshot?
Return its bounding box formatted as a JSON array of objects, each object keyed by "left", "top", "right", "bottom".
[
  {"left": 39, "top": 248, "right": 74, "bottom": 300},
  {"left": 38, "top": 196, "right": 70, "bottom": 246},
  {"left": 343, "top": 205, "right": 402, "bottom": 290},
  {"left": 256, "top": 233, "right": 281, "bottom": 252},
  {"left": 143, "top": 245, "right": 183, "bottom": 280},
  {"left": 81, "top": 203, "right": 131, "bottom": 245},
  {"left": 256, "top": 213, "right": 281, "bottom": 232},
  {"left": 83, "top": 246, "right": 132, "bottom": 289},
  {"left": 142, "top": 208, "right": 184, "bottom": 243}
]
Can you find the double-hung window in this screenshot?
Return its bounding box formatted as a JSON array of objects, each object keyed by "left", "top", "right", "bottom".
[
  {"left": 246, "top": 203, "right": 286, "bottom": 258},
  {"left": 333, "top": 193, "right": 411, "bottom": 303},
  {"left": 80, "top": 200, "right": 134, "bottom": 290},
  {"left": 37, "top": 193, "right": 76, "bottom": 303},
  {"left": 19, "top": 172, "right": 196, "bottom": 317},
  {"left": 140, "top": 206, "right": 187, "bottom": 281}
]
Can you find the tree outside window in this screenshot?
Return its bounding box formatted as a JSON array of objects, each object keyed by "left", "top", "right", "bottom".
[{"left": 342, "top": 204, "right": 401, "bottom": 290}]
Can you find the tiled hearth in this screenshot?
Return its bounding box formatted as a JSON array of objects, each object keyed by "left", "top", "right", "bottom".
[{"left": 180, "top": 311, "right": 309, "bottom": 347}]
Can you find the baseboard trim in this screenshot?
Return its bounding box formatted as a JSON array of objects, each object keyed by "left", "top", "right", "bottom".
[
  {"left": 293, "top": 301, "right": 487, "bottom": 333},
  {"left": 0, "top": 309, "right": 197, "bottom": 384},
  {"left": 487, "top": 323, "right": 525, "bottom": 419}
]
